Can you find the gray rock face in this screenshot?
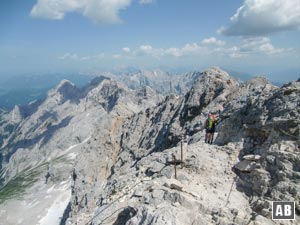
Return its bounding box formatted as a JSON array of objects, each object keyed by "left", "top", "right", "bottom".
[
  {"left": 184, "top": 67, "right": 239, "bottom": 115},
  {"left": 67, "top": 68, "right": 299, "bottom": 224},
  {"left": 0, "top": 76, "right": 162, "bottom": 225},
  {"left": 0, "top": 68, "right": 299, "bottom": 225},
  {"left": 217, "top": 77, "right": 300, "bottom": 218}
]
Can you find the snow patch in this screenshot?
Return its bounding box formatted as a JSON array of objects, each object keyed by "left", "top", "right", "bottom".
[
  {"left": 27, "top": 200, "right": 40, "bottom": 208},
  {"left": 59, "top": 180, "right": 70, "bottom": 189},
  {"left": 64, "top": 136, "right": 91, "bottom": 153},
  {"left": 68, "top": 152, "right": 77, "bottom": 160},
  {"left": 0, "top": 210, "right": 6, "bottom": 217},
  {"left": 46, "top": 185, "right": 56, "bottom": 194},
  {"left": 17, "top": 218, "right": 24, "bottom": 224},
  {"left": 38, "top": 189, "right": 71, "bottom": 225}
]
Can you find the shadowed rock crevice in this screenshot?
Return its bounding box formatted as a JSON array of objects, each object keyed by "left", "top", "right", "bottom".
[
  {"left": 59, "top": 202, "right": 72, "bottom": 225},
  {"left": 112, "top": 207, "right": 137, "bottom": 225}
]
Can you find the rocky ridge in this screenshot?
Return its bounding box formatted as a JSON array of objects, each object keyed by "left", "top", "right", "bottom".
[
  {"left": 0, "top": 67, "right": 299, "bottom": 225},
  {"left": 68, "top": 67, "right": 299, "bottom": 224},
  {"left": 0, "top": 76, "right": 162, "bottom": 225}
]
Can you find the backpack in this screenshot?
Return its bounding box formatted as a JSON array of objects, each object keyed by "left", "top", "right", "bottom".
[{"left": 207, "top": 114, "right": 216, "bottom": 129}]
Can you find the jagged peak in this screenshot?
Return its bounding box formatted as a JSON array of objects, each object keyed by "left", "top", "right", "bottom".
[
  {"left": 137, "top": 68, "right": 166, "bottom": 75},
  {"left": 82, "top": 75, "right": 112, "bottom": 94},
  {"left": 97, "top": 77, "right": 128, "bottom": 92},
  {"left": 85, "top": 76, "right": 130, "bottom": 105},
  {"left": 201, "top": 66, "right": 231, "bottom": 79},
  {"left": 192, "top": 67, "right": 239, "bottom": 89},
  {"left": 192, "top": 67, "right": 238, "bottom": 90},
  {"left": 55, "top": 79, "right": 75, "bottom": 91},
  {"left": 54, "top": 79, "right": 79, "bottom": 97},
  {"left": 12, "top": 105, "right": 21, "bottom": 114},
  {"left": 136, "top": 85, "right": 157, "bottom": 98},
  {"left": 245, "top": 76, "right": 270, "bottom": 85},
  {"left": 89, "top": 75, "right": 111, "bottom": 87},
  {"left": 9, "top": 105, "right": 23, "bottom": 123},
  {"left": 46, "top": 79, "right": 81, "bottom": 105},
  {"left": 183, "top": 68, "right": 240, "bottom": 119},
  {"left": 242, "top": 76, "right": 275, "bottom": 92},
  {"left": 282, "top": 77, "right": 300, "bottom": 89},
  {"left": 140, "top": 85, "right": 155, "bottom": 92}
]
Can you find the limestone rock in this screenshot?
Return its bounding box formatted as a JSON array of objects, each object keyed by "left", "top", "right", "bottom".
[
  {"left": 243, "top": 154, "right": 261, "bottom": 161},
  {"left": 234, "top": 160, "right": 258, "bottom": 172}
]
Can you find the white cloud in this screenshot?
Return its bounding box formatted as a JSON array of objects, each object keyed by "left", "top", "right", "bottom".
[
  {"left": 59, "top": 53, "right": 104, "bottom": 60},
  {"left": 132, "top": 39, "right": 285, "bottom": 59},
  {"left": 211, "top": 37, "right": 288, "bottom": 58},
  {"left": 80, "top": 53, "right": 105, "bottom": 61},
  {"left": 181, "top": 43, "right": 203, "bottom": 54},
  {"left": 139, "top": 0, "right": 154, "bottom": 4},
  {"left": 164, "top": 48, "right": 183, "bottom": 57},
  {"left": 227, "top": 47, "right": 244, "bottom": 58},
  {"left": 113, "top": 54, "right": 122, "bottom": 59},
  {"left": 58, "top": 37, "right": 289, "bottom": 63},
  {"left": 201, "top": 37, "right": 225, "bottom": 46},
  {"left": 219, "top": 0, "right": 300, "bottom": 36},
  {"left": 30, "top": 0, "right": 83, "bottom": 20},
  {"left": 58, "top": 53, "right": 78, "bottom": 60},
  {"left": 135, "top": 43, "right": 204, "bottom": 58},
  {"left": 122, "top": 47, "right": 131, "bottom": 53},
  {"left": 240, "top": 37, "right": 285, "bottom": 55},
  {"left": 137, "top": 45, "right": 162, "bottom": 57},
  {"left": 139, "top": 45, "right": 153, "bottom": 52},
  {"left": 206, "top": 37, "right": 293, "bottom": 58},
  {"left": 30, "top": 0, "right": 132, "bottom": 24}
]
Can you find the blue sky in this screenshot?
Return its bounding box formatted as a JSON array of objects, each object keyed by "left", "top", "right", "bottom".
[{"left": 1, "top": 0, "right": 300, "bottom": 82}]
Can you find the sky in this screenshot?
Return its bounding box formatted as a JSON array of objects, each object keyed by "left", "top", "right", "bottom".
[{"left": 1, "top": 0, "right": 300, "bottom": 82}]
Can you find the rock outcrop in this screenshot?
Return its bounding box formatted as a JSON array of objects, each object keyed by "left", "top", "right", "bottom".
[{"left": 217, "top": 78, "right": 300, "bottom": 219}]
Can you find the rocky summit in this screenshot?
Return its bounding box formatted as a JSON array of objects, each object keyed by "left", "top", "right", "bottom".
[{"left": 0, "top": 67, "right": 299, "bottom": 225}]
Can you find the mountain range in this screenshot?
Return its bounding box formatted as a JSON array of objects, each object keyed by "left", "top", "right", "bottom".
[
  {"left": 0, "top": 68, "right": 256, "bottom": 110},
  {"left": 0, "top": 67, "right": 299, "bottom": 225}
]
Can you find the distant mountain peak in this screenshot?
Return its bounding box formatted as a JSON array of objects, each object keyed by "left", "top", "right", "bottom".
[
  {"left": 244, "top": 76, "right": 271, "bottom": 86},
  {"left": 202, "top": 67, "right": 231, "bottom": 79},
  {"left": 55, "top": 79, "right": 77, "bottom": 94},
  {"left": 46, "top": 79, "right": 81, "bottom": 105},
  {"left": 89, "top": 75, "right": 111, "bottom": 87}
]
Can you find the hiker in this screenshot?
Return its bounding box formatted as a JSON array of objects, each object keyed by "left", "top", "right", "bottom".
[{"left": 204, "top": 112, "right": 217, "bottom": 144}]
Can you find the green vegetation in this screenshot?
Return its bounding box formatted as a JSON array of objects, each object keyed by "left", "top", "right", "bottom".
[
  {"left": 0, "top": 153, "right": 73, "bottom": 204},
  {"left": 0, "top": 164, "right": 45, "bottom": 204}
]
